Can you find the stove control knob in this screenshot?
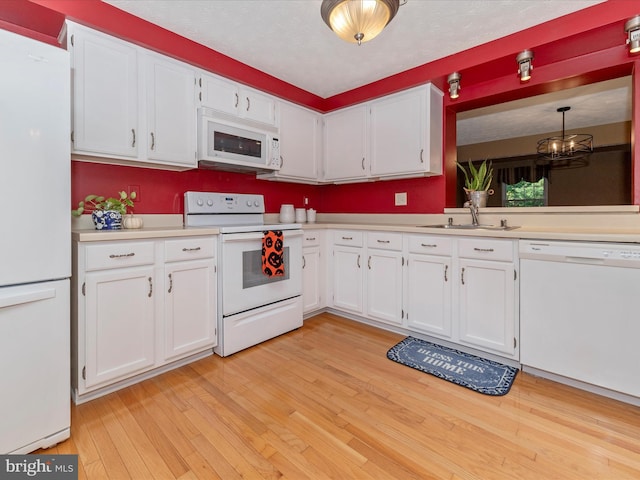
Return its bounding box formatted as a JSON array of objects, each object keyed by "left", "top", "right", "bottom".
[
  {"left": 197, "top": 199, "right": 204, "bottom": 206},
  {"left": 254, "top": 200, "right": 260, "bottom": 207},
  {"left": 207, "top": 199, "right": 214, "bottom": 206},
  {"left": 246, "top": 200, "right": 252, "bottom": 207}
]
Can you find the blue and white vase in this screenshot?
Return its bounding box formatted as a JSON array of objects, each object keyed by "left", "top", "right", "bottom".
[{"left": 91, "top": 210, "right": 123, "bottom": 230}]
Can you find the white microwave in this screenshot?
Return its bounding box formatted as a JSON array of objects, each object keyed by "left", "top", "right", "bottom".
[{"left": 197, "top": 107, "right": 280, "bottom": 173}]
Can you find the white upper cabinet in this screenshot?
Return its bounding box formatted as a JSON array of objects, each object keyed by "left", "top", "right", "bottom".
[
  {"left": 259, "top": 100, "right": 321, "bottom": 183},
  {"left": 322, "top": 83, "right": 443, "bottom": 184},
  {"left": 370, "top": 84, "right": 443, "bottom": 177},
  {"left": 323, "top": 104, "right": 369, "bottom": 182},
  {"left": 69, "top": 23, "right": 138, "bottom": 158},
  {"left": 67, "top": 21, "right": 197, "bottom": 170},
  {"left": 198, "top": 72, "right": 277, "bottom": 126},
  {"left": 145, "top": 52, "right": 196, "bottom": 166}
]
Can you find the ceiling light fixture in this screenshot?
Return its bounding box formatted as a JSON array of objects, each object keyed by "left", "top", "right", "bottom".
[
  {"left": 320, "top": 0, "right": 400, "bottom": 46},
  {"left": 536, "top": 106, "right": 593, "bottom": 160},
  {"left": 624, "top": 15, "right": 640, "bottom": 54},
  {"left": 447, "top": 72, "right": 461, "bottom": 99},
  {"left": 516, "top": 50, "right": 534, "bottom": 82}
]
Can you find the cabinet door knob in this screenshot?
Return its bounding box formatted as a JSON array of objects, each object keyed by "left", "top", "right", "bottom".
[
  {"left": 168, "top": 273, "right": 173, "bottom": 293},
  {"left": 357, "top": 254, "right": 361, "bottom": 268},
  {"left": 234, "top": 92, "right": 239, "bottom": 108},
  {"left": 420, "top": 148, "right": 424, "bottom": 163},
  {"left": 148, "top": 277, "right": 153, "bottom": 297},
  {"left": 150, "top": 132, "right": 155, "bottom": 150},
  {"left": 246, "top": 97, "right": 250, "bottom": 111},
  {"left": 131, "top": 128, "right": 136, "bottom": 147},
  {"left": 461, "top": 267, "right": 465, "bottom": 285},
  {"left": 444, "top": 264, "right": 448, "bottom": 282}
]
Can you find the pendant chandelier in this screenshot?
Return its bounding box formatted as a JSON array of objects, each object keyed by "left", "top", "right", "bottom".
[
  {"left": 321, "top": 0, "right": 400, "bottom": 46},
  {"left": 536, "top": 106, "right": 593, "bottom": 160}
]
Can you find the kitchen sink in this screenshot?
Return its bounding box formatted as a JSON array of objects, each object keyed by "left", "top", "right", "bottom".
[{"left": 418, "top": 224, "right": 519, "bottom": 231}]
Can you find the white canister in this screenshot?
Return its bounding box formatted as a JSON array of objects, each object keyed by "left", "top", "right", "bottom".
[
  {"left": 279, "top": 204, "right": 294, "bottom": 223},
  {"left": 295, "top": 208, "right": 307, "bottom": 223},
  {"left": 306, "top": 208, "right": 317, "bottom": 223}
]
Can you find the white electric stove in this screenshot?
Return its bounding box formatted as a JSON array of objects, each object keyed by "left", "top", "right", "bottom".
[{"left": 184, "top": 192, "right": 303, "bottom": 356}]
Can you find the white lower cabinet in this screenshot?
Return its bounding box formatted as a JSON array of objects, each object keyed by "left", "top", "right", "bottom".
[
  {"left": 163, "top": 237, "right": 217, "bottom": 361},
  {"left": 457, "top": 238, "right": 518, "bottom": 357},
  {"left": 302, "top": 231, "right": 325, "bottom": 314},
  {"left": 331, "top": 231, "right": 364, "bottom": 314},
  {"left": 405, "top": 235, "right": 453, "bottom": 339},
  {"left": 73, "top": 235, "right": 217, "bottom": 403},
  {"left": 366, "top": 232, "right": 404, "bottom": 326},
  {"left": 329, "top": 231, "right": 519, "bottom": 360},
  {"left": 84, "top": 264, "right": 156, "bottom": 389}
]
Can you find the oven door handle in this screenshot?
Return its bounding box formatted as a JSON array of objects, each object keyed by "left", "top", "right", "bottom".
[{"left": 221, "top": 230, "right": 303, "bottom": 242}]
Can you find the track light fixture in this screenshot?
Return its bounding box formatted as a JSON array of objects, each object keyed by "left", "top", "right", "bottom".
[
  {"left": 447, "top": 72, "right": 461, "bottom": 99},
  {"left": 516, "top": 50, "right": 534, "bottom": 82},
  {"left": 625, "top": 15, "right": 640, "bottom": 54}
]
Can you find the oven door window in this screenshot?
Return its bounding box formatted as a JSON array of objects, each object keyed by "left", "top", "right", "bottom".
[{"left": 243, "top": 247, "right": 290, "bottom": 288}]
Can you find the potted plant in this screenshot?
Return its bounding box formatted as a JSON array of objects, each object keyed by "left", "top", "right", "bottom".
[
  {"left": 456, "top": 159, "right": 494, "bottom": 207},
  {"left": 72, "top": 190, "right": 137, "bottom": 230}
]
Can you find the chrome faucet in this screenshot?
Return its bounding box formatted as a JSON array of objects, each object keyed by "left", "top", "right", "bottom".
[{"left": 469, "top": 203, "right": 480, "bottom": 226}]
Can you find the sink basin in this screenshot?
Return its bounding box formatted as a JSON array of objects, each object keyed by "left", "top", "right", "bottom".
[{"left": 418, "top": 224, "right": 519, "bottom": 231}]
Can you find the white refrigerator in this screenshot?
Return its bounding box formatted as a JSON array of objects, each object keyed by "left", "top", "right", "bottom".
[{"left": 0, "top": 28, "right": 71, "bottom": 454}]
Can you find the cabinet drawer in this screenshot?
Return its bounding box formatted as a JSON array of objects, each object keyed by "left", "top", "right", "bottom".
[
  {"left": 458, "top": 238, "right": 514, "bottom": 262},
  {"left": 302, "top": 231, "right": 322, "bottom": 247},
  {"left": 165, "top": 236, "right": 216, "bottom": 262},
  {"left": 367, "top": 232, "right": 402, "bottom": 251},
  {"left": 85, "top": 241, "right": 155, "bottom": 271},
  {"left": 407, "top": 235, "right": 453, "bottom": 256},
  {"left": 333, "top": 230, "right": 363, "bottom": 247}
]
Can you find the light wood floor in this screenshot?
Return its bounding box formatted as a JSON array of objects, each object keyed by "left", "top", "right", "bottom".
[{"left": 41, "top": 313, "right": 640, "bottom": 479}]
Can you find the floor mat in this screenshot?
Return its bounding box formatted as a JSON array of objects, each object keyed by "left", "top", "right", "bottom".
[{"left": 387, "top": 337, "right": 518, "bottom": 396}]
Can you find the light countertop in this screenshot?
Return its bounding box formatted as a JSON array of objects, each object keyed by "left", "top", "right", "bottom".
[{"left": 73, "top": 209, "right": 640, "bottom": 244}]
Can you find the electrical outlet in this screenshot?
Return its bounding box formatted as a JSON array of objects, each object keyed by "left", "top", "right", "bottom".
[
  {"left": 395, "top": 192, "right": 407, "bottom": 206},
  {"left": 303, "top": 196, "right": 309, "bottom": 206},
  {"left": 128, "top": 185, "right": 140, "bottom": 201}
]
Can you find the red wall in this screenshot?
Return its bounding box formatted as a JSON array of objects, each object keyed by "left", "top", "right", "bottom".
[
  {"left": 7, "top": 0, "right": 640, "bottom": 213},
  {"left": 72, "top": 162, "right": 322, "bottom": 215}
]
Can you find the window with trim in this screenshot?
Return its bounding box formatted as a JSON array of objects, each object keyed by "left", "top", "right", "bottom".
[{"left": 502, "top": 178, "right": 548, "bottom": 207}]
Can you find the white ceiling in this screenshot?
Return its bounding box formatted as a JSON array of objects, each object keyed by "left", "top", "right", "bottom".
[
  {"left": 102, "top": 0, "right": 629, "bottom": 144},
  {"left": 104, "top": 0, "right": 603, "bottom": 98}
]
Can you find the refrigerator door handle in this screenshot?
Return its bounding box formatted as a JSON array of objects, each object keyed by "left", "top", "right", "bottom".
[{"left": 0, "top": 287, "right": 56, "bottom": 309}]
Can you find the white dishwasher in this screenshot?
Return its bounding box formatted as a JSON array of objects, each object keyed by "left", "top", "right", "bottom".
[{"left": 519, "top": 239, "right": 640, "bottom": 401}]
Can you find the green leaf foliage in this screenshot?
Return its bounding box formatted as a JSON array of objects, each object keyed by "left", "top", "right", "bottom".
[
  {"left": 71, "top": 190, "right": 136, "bottom": 217},
  {"left": 456, "top": 159, "right": 493, "bottom": 191}
]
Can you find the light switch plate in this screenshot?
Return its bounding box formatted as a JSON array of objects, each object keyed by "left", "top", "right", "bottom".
[{"left": 395, "top": 192, "right": 407, "bottom": 206}]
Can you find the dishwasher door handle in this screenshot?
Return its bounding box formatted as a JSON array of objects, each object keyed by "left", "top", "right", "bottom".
[{"left": 565, "top": 256, "right": 605, "bottom": 265}]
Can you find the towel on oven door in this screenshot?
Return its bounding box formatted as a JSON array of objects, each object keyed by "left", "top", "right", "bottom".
[{"left": 262, "top": 230, "right": 285, "bottom": 277}]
